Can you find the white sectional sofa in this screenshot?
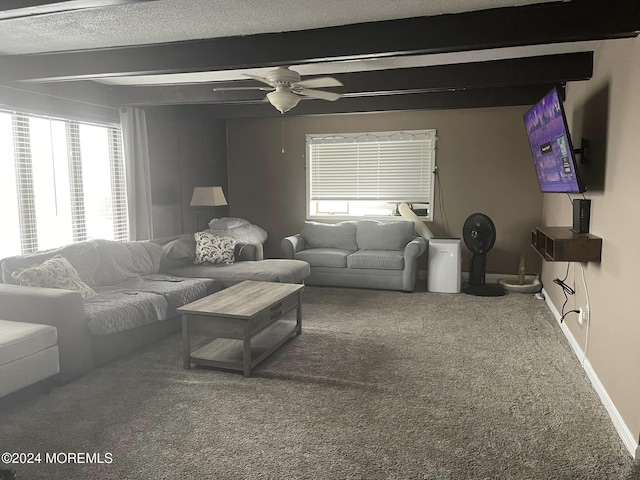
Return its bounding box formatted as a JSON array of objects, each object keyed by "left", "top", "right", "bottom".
[
  {"left": 0, "top": 234, "right": 309, "bottom": 384},
  {"left": 0, "top": 320, "right": 59, "bottom": 399}
]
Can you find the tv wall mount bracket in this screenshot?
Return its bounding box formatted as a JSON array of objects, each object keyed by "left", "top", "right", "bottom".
[{"left": 573, "top": 138, "right": 589, "bottom": 164}]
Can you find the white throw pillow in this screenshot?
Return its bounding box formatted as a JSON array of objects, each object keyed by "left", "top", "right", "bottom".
[
  {"left": 12, "top": 255, "right": 96, "bottom": 299},
  {"left": 208, "top": 217, "right": 250, "bottom": 230},
  {"left": 194, "top": 232, "right": 237, "bottom": 265}
]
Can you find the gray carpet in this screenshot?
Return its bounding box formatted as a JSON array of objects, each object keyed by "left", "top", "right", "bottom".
[{"left": 1, "top": 286, "right": 639, "bottom": 479}]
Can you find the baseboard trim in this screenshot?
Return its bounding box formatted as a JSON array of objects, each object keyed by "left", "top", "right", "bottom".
[{"left": 542, "top": 288, "right": 638, "bottom": 458}]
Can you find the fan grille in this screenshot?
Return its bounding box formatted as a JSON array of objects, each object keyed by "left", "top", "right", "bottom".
[{"left": 462, "top": 213, "right": 496, "bottom": 254}]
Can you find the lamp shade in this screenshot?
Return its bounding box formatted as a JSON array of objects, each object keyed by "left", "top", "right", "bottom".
[{"left": 190, "top": 186, "right": 228, "bottom": 207}]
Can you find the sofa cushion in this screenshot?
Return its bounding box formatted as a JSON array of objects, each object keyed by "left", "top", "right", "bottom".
[
  {"left": 158, "top": 238, "right": 259, "bottom": 270},
  {"left": 84, "top": 287, "right": 169, "bottom": 336},
  {"left": 11, "top": 256, "right": 96, "bottom": 299},
  {"left": 164, "top": 259, "right": 310, "bottom": 287},
  {"left": 0, "top": 319, "right": 58, "bottom": 367},
  {"left": 301, "top": 221, "right": 357, "bottom": 250},
  {"left": 92, "top": 239, "right": 162, "bottom": 286},
  {"left": 356, "top": 220, "right": 416, "bottom": 250},
  {"left": 163, "top": 236, "right": 196, "bottom": 259},
  {"left": 1, "top": 240, "right": 100, "bottom": 286},
  {"left": 295, "top": 248, "right": 352, "bottom": 268},
  {"left": 114, "top": 275, "right": 214, "bottom": 317},
  {"left": 194, "top": 232, "right": 237, "bottom": 265},
  {"left": 347, "top": 250, "right": 405, "bottom": 271},
  {"left": 160, "top": 235, "right": 197, "bottom": 269}
]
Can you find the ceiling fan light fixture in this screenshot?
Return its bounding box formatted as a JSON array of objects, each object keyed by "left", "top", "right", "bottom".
[{"left": 267, "top": 88, "right": 300, "bottom": 114}]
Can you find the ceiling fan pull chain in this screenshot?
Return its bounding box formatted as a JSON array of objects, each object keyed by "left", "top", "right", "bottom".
[{"left": 281, "top": 117, "right": 285, "bottom": 154}]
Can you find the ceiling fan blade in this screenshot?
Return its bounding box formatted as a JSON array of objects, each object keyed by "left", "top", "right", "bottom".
[
  {"left": 0, "top": 0, "right": 157, "bottom": 21},
  {"left": 296, "top": 77, "right": 343, "bottom": 88},
  {"left": 243, "top": 74, "right": 274, "bottom": 87},
  {"left": 297, "top": 88, "right": 342, "bottom": 101},
  {"left": 212, "top": 86, "right": 272, "bottom": 91}
]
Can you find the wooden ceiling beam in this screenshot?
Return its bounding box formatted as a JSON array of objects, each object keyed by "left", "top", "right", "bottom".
[
  {"left": 331, "top": 52, "right": 593, "bottom": 94},
  {"left": 0, "top": 79, "right": 115, "bottom": 105},
  {"left": 177, "top": 84, "right": 564, "bottom": 119},
  {"left": 0, "top": 81, "right": 118, "bottom": 122},
  {"left": 110, "top": 52, "right": 592, "bottom": 107},
  {"left": 0, "top": 0, "right": 635, "bottom": 82}
]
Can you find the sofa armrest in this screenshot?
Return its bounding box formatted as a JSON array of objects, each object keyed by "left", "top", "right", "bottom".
[
  {"left": 281, "top": 234, "right": 306, "bottom": 259},
  {"left": 402, "top": 237, "right": 427, "bottom": 292},
  {"left": 404, "top": 237, "right": 427, "bottom": 258},
  {"left": 0, "top": 284, "right": 93, "bottom": 383}
]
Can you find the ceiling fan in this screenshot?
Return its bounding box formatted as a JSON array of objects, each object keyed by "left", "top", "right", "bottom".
[{"left": 213, "top": 67, "right": 343, "bottom": 114}]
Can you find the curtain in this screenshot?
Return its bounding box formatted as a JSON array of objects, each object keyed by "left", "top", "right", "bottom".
[{"left": 120, "top": 107, "right": 153, "bottom": 240}]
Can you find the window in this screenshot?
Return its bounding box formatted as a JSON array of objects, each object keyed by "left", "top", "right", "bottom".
[
  {"left": 0, "top": 109, "right": 128, "bottom": 259},
  {"left": 306, "top": 130, "right": 436, "bottom": 221}
]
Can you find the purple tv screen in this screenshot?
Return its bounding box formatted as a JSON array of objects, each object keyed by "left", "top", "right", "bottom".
[{"left": 523, "top": 88, "right": 584, "bottom": 193}]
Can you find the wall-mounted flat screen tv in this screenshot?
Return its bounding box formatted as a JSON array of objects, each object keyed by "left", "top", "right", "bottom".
[{"left": 523, "top": 87, "right": 585, "bottom": 193}]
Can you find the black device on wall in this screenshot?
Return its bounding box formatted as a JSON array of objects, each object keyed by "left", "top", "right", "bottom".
[{"left": 572, "top": 199, "right": 591, "bottom": 233}]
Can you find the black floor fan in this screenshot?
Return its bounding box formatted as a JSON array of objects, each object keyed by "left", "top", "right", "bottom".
[{"left": 462, "top": 213, "right": 505, "bottom": 297}]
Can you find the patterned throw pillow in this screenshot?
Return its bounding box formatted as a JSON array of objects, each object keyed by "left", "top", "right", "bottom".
[
  {"left": 12, "top": 255, "right": 96, "bottom": 299},
  {"left": 194, "top": 232, "right": 236, "bottom": 265}
]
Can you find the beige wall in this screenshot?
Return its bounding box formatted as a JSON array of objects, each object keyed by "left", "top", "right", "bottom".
[
  {"left": 146, "top": 107, "right": 228, "bottom": 237},
  {"left": 227, "top": 107, "right": 543, "bottom": 272},
  {"left": 541, "top": 37, "right": 640, "bottom": 441}
]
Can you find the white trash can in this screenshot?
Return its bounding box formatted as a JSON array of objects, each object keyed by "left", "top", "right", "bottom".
[{"left": 428, "top": 238, "right": 461, "bottom": 293}]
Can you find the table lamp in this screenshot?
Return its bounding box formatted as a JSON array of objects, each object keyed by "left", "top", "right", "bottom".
[{"left": 190, "top": 186, "right": 228, "bottom": 231}]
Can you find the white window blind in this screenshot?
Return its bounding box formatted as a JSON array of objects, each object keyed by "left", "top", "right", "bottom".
[
  {"left": 0, "top": 109, "right": 128, "bottom": 258},
  {"left": 306, "top": 130, "right": 436, "bottom": 220}
]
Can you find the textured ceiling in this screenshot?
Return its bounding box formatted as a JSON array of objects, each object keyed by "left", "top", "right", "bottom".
[
  {"left": 0, "top": 0, "right": 558, "bottom": 55},
  {"left": 1, "top": 0, "right": 624, "bottom": 115}
]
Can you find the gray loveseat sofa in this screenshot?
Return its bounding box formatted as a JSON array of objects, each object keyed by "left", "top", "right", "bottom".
[
  {"left": 0, "top": 234, "right": 309, "bottom": 383},
  {"left": 282, "top": 220, "right": 426, "bottom": 292}
]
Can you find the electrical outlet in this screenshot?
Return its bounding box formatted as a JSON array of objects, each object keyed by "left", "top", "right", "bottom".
[
  {"left": 578, "top": 307, "right": 584, "bottom": 326},
  {"left": 584, "top": 305, "right": 590, "bottom": 323}
]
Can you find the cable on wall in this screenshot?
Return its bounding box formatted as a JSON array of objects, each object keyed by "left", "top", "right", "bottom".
[
  {"left": 435, "top": 167, "right": 449, "bottom": 236},
  {"left": 554, "top": 262, "right": 578, "bottom": 322},
  {"left": 566, "top": 192, "right": 573, "bottom": 206},
  {"left": 579, "top": 263, "right": 591, "bottom": 367}
]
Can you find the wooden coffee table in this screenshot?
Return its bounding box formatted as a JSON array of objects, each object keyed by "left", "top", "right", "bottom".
[{"left": 177, "top": 280, "right": 304, "bottom": 377}]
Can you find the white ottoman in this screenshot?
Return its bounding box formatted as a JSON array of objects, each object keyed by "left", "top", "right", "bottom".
[{"left": 0, "top": 320, "right": 60, "bottom": 399}]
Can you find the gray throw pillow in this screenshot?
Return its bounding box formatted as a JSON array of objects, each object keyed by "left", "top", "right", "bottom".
[
  {"left": 12, "top": 255, "right": 96, "bottom": 299},
  {"left": 356, "top": 220, "right": 416, "bottom": 250},
  {"left": 301, "top": 221, "right": 357, "bottom": 251}
]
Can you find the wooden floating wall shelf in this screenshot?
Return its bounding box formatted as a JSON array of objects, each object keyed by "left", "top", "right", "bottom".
[{"left": 531, "top": 226, "right": 602, "bottom": 262}]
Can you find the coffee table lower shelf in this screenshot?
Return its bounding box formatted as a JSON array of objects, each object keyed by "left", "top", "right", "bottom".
[{"left": 190, "top": 320, "right": 297, "bottom": 374}]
